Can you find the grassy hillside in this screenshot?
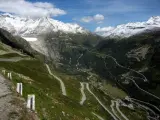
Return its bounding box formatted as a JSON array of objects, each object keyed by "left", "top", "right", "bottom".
[{"left": 0, "top": 40, "right": 148, "bottom": 120}]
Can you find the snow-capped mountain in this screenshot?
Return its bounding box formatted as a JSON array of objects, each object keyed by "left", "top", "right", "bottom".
[
  {"left": 95, "top": 16, "right": 160, "bottom": 38},
  {"left": 0, "top": 13, "right": 90, "bottom": 57},
  {"left": 0, "top": 13, "right": 88, "bottom": 37}
]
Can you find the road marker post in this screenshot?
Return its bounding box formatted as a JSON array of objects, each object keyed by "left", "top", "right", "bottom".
[
  {"left": 16, "top": 83, "right": 23, "bottom": 96},
  {"left": 27, "top": 94, "right": 35, "bottom": 111}
]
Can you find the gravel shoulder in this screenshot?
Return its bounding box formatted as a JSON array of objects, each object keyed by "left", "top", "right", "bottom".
[
  {"left": 0, "top": 74, "right": 14, "bottom": 120},
  {"left": 0, "top": 74, "right": 38, "bottom": 120}
]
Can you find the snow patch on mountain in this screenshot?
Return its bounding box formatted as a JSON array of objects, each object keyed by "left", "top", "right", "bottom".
[
  {"left": 22, "top": 37, "right": 38, "bottom": 41},
  {"left": 95, "top": 16, "right": 160, "bottom": 38}
]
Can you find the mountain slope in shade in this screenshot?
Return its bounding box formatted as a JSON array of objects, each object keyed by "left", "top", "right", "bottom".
[
  {"left": 95, "top": 16, "right": 160, "bottom": 38},
  {"left": 0, "top": 13, "right": 88, "bottom": 37}
]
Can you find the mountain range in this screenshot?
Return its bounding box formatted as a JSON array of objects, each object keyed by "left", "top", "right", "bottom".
[
  {"left": 0, "top": 13, "right": 88, "bottom": 37},
  {"left": 1, "top": 13, "right": 160, "bottom": 39}
]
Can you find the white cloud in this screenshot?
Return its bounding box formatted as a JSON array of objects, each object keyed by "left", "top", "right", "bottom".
[
  {"left": 81, "top": 14, "right": 104, "bottom": 23},
  {"left": 95, "top": 26, "right": 114, "bottom": 32},
  {"left": 81, "top": 16, "right": 93, "bottom": 23},
  {"left": 93, "top": 14, "right": 104, "bottom": 21},
  {"left": 0, "top": 0, "right": 66, "bottom": 18}
]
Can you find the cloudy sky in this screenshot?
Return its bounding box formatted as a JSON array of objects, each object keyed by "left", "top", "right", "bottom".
[{"left": 0, "top": 0, "right": 160, "bottom": 31}]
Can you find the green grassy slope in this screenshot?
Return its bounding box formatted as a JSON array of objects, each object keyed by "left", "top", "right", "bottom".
[{"left": 0, "top": 40, "right": 148, "bottom": 120}]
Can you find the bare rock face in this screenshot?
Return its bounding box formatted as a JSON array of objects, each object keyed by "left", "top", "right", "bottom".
[{"left": 126, "top": 45, "right": 151, "bottom": 62}]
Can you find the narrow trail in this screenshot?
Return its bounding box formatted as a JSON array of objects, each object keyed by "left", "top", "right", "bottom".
[
  {"left": 86, "top": 83, "right": 118, "bottom": 120},
  {"left": 92, "top": 112, "right": 105, "bottom": 120},
  {"left": 45, "top": 64, "right": 67, "bottom": 96},
  {"left": 110, "top": 100, "right": 122, "bottom": 120},
  {"left": 115, "top": 101, "right": 129, "bottom": 120},
  {"left": 80, "top": 82, "right": 86, "bottom": 105}
]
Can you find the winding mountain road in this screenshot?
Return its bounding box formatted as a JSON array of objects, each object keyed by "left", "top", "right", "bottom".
[
  {"left": 115, "top": 101, "right": 129, "bottom": 120},
  {"left": 45, "top": 64, "right": 67, "bottom": 96},
  {"left": 131, "top": 100, "right": 156, "bottom": 116},
  {"left": 80, "top": 82, "right": 86, "bottom": 105},
  {"left": 105, "top": 55, "right": 147, "bottom": 82},
  {"left": 128, "top": 78, "right": 160, "bottom": 101},
  {"left": 92, "top": 112, "right": 105, "bottom": 120},
  {"left": 86, "top": 83, "right": 118, "bottom": 120},
  {"left": 104, "top": 54, "right": 160, "bottom": 101},
  {"left": 130, "top": 98, "right": 160, "bottom": 113},
  {"left": 110, "top": 100, "right": 122, "bottom": 120}
]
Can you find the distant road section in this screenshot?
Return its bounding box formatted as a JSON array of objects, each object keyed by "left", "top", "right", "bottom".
[
  {"left": 86, "top": 83, "right": 118, "bottom": 120},
  {"left": 80, "top": 82, "right": 86, "bottom": 105}
]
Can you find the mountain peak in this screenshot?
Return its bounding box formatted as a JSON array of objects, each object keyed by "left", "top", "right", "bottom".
[
  {"left": 96, "top": 16, "right": 160, "bottom": 38},
  {"left": 147, "top": 16, "right": 160, "bottom": 25}
]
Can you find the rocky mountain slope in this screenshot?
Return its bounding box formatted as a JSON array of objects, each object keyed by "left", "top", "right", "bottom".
[{"left": 95, "top": 16, "right": 160, "bottom": 38}]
